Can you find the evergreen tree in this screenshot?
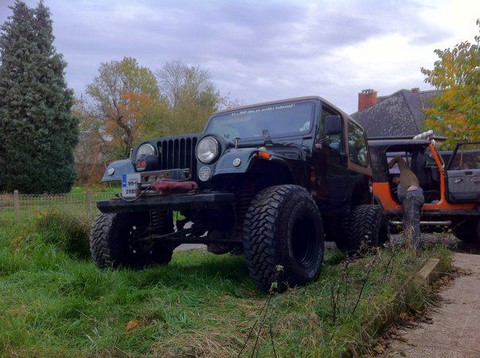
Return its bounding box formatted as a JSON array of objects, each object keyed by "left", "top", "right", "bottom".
[{"left": 0, "top": 0, "right": 78, "bottom": 193}]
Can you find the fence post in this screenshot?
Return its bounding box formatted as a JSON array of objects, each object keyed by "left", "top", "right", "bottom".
[
  {"left": 14, "top": 190, "right": 20, "bottom": 223},
  {"left": 86, "top": 188, "right": 92, "bottom": 221}
]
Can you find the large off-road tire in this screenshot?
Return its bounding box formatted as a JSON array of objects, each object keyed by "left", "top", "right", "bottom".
[
  {"left": 243, "top": 185, "right": 324, "bottom": 292},
  {"left": 90, "top": 212, "right": 174, "bottom": 269},
  {"left": 453, "top": 220, "right": 480, "bottom": 243},
  {"left": 345, "top": 205, "right": 389, "bottom": 253},
  {"left": 329, "top": 216, "right": 350, "bottom": 252}
]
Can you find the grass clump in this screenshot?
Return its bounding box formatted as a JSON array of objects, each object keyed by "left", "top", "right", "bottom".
[
  {"left": 0, "top": 220, "right": 454, "bottom": 357},
  {"left": 31, "top": 209, "right": 91, "bottom": 259}
]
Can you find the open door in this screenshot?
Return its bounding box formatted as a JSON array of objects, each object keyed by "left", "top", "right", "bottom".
[{"left": 445, "top": 142, "right": 480, "bottom": 203}]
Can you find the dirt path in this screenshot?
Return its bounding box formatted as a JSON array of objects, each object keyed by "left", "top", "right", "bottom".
[{"left": 385, "top": 252, "right": 480, "bottom": 357}]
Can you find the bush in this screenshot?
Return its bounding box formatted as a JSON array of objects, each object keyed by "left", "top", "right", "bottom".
[{"left": 32, "top": 210, "right": 90, "bottom": 259}]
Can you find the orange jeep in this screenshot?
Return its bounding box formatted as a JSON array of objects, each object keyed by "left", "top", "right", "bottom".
[{"left": 368, "top": 134, "right": 480, "bottom": 243}]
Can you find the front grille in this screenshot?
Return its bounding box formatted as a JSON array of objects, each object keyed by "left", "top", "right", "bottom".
[{"left": 157, "top": 135, "right": 198, "bottom": 178}]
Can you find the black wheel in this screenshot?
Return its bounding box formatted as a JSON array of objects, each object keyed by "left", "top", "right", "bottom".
[
  {"left": 453, "top": 220, "right": 480, "bottom": 243},
  {"left": 345, "top": 205, "right": 389, "bottom": 253},
  {"left": 90, "top": 211, "right": 174, "bottom": 268},
  {"left": 329, "top": 216, "right": 350, "bottom": 251},
  {"left": 243, "top": 185, "right": 324, "bottom": 292}
]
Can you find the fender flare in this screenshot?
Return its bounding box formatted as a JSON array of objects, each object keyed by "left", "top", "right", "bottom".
[{"left": 101, "top": 159, "right": 135, "bottom": 182}]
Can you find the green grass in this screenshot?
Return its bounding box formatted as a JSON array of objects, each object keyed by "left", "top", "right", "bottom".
[{"left": 0, "top": 213, "right": 453, "bottom": 357}]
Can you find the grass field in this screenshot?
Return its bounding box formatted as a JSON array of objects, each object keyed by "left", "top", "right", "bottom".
[{"left": 0, "top": 211, "right": 453, "bottom": 357}]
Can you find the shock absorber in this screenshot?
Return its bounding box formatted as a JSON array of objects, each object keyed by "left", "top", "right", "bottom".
[{"left": 236, "top": 183, "right": 256, "bottom": 223}]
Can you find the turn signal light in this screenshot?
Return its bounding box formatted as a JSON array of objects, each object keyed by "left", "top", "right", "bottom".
[{"left": 258, "top": 151, "right": 271, "bottom": 160}]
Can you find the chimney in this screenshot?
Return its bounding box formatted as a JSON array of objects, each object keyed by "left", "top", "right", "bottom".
[{"left": 358, "top": 89, "right": 377, "bottom": 112}]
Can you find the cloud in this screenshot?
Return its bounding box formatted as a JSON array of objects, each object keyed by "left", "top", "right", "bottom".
[{"left": 1, "top": 0, "right": 479, "bottom": 114}]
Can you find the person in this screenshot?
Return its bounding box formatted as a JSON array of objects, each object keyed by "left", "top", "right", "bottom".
[{"left": 389, "top": 156, "right": 425, "bottom": 250}]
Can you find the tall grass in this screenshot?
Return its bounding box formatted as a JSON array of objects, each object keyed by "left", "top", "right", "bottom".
[{"left": 0, "top": 213, "right": 453, "bottom": 357}]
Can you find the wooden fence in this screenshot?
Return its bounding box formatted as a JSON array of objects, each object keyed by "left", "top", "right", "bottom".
[{"left": 0, "top": 189, "right": 117, "bottom": 224}]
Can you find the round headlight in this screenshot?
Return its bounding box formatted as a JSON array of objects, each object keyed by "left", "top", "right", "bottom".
[
  {"left": 196, "top": 137, "right": 220, "bottom": 163},
  {"left": 136, "top": 143, "right": 156, "bottom": 161}
]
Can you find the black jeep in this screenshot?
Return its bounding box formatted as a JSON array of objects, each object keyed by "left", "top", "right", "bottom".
[{"left": 91, "top": 96, "right": 388, "bottom": 291}]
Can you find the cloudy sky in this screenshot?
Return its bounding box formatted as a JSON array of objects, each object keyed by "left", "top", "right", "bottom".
[{"left": 1, "top": 0, "right": 479, "bottom": 114}]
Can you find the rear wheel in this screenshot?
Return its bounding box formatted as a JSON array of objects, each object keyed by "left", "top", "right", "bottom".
[
  {"left": 344, "top": 205, "right": 390, "bottom": 253},
  {"left": 329, "top": 216, "right": 350, "bottom": 252},
  {"left": 90, "top": 211, "right": 175, "bottom": 268},
  {"left": 453, "top": 220, "right": 480, "bottom": 243},
  {"left": 243, "top": 185, "right": 324, "bottom": 292}
]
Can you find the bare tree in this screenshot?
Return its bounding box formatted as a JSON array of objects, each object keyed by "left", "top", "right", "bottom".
[{"left": 157, "top": 60, "right": 224, "bottom": 134}]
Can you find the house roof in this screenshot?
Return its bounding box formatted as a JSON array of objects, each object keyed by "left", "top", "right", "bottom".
[{"left": 351, "top": 89, "right": 441, "bottom": 138}]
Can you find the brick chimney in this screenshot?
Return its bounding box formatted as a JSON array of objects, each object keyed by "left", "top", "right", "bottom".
[{"left": 358, "top": 89, "right": 377, "bottom": 112}]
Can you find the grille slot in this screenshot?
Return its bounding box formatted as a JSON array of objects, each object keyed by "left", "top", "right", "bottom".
[{"left": 158, "top": 136, "right": 198, "bottom": 178}]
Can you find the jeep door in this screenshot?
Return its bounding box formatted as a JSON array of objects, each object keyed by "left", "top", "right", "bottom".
[
  {"left": 314, "top": 108, "right": 351, "bottom": 214},
  {"left": 315, "top": 106, "right": 370, "bottom": 215},
  {"left": 445, "top": 142, "right": 480, "bottom": 203}
]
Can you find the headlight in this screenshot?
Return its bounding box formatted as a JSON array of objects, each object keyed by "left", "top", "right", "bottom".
[
  {"left": 198, "top": 166, "right": 213, "bottom": 181},
  {"left": 196, "top": 136, "right": 220, "bottom": 163},
  {"left": 135, "top": 143, "right": 156, "bottom": 161}
]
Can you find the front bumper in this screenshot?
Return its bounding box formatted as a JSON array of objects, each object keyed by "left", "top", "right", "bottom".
[{"left": 97, "top": 192, "right": 235, "bottom": 213}]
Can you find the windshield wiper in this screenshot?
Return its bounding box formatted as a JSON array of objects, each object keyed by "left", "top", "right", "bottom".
[{"left": 262, "top": 129, "right": 273, "bottom": 147}]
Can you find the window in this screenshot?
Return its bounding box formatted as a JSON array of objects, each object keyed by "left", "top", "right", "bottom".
[
  {"left": 448, "top": 142, "right": 480, "bottom": 170},
  {"left": 322, "top": 107, "right": 343, "bottom": 153},
  {"left": 347, "top": 121, "right": 368, "bottom": 167}
]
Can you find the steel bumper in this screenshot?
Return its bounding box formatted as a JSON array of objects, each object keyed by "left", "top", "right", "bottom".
[{"left": 97, "top": 192, "right": 235, "bottom": 213}]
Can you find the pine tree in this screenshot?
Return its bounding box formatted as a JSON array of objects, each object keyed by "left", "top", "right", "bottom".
[{"left": 0, "top": 0, "right": 78, "bottom": 193}]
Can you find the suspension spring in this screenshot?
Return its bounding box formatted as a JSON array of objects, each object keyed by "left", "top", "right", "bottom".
[{"left": 150, "top": 211, "right": 172, "bottom": 234}]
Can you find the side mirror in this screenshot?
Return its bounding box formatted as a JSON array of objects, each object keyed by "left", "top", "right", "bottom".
[{"left": 325, "top": 115, "right": 342, "bottom": 135}]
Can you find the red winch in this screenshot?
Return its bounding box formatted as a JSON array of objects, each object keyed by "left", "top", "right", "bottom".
[{"left": 150, "top": 180, "right": 198, "bottom": 193}]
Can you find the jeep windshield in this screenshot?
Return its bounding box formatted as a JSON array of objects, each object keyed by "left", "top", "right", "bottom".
[{"left": 205, "top": 101, "right": 315, "bottom": 141}]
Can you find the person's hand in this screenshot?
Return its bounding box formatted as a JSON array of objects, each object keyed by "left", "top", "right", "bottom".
[{"left": 389, "top": 156, "right": 399, "bottom": 169}]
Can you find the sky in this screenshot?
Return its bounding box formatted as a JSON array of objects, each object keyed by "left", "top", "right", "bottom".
[{"left": 0, "top": 0, "right": 479, "bottom": 114}]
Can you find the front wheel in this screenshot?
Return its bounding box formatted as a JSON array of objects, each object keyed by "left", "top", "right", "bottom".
[
  {"left": 243, "top": 185, "right": 324, "bottom": 291},
  {"left": 89, "top": 212, "right": 174, "bottom": 268}
]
